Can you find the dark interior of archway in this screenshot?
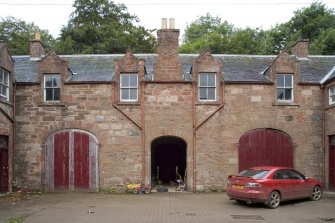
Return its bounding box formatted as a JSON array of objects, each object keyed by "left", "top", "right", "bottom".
[{"left": 151, "top": 137, "right": 186, "bottom": 185}]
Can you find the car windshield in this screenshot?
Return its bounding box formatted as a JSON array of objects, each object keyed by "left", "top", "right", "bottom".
[{"left": 238, "top": 169, "right": 270, "bottom": 179}]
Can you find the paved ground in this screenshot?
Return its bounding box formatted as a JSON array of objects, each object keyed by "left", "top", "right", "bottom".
[{"left": 1, "top": 191, "right": 335, "bottom": 223}]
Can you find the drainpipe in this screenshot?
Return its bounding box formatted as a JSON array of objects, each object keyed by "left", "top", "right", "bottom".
[
  {"left": 321, "top": 85, "right": 326, "bottom": 189},
  {"left": 192, "top": 82, "right": 196, "bottom": 192},
  {"left": 12, "top": 82, "right": 16, "bottom": 193},
  {"left": 140, "top": 81, "right": 145, "bottom": 183}
]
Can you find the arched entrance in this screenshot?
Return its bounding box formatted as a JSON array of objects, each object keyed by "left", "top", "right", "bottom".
[
  {"left": 151, "top": 136, "right": 186, "bottom": 186},
  {"left": 45, "top": 129, "right": 99, "bottom": 192},
  {"left": 238, "top": 128, "right": 293, "bottom": 172}
]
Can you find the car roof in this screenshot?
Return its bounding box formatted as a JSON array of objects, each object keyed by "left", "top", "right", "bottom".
[{"left": 248, "top": 166, "right": 294, "bottom": 171}]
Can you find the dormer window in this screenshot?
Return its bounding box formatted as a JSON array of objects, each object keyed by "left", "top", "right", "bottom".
[
  {"left": 0, "top": 67, "right": 9, "bottom": 101},
  {"left": 329, "top": 86, "right": 335, "bottom": 105},
  {"left": 277, "top": 74, "right": 293, "bottom": 102},
  {"left": 120, "top": 73, "right": 138, "bottom": 102},
  {"left": 199, "top": 73, "right": 216, "bottom": 101},
  {"left": 44, "top": 74, "right": 60, "bottom": 101}
]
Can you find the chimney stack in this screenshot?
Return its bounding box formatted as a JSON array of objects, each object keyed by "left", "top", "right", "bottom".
[
  {"left": 30, "top": 32, "right": 45, "bottom": 59},
  {"left": 292, "top": 39, "right": 309, "bottom": 59},
  {"left": 153, "top": 18, "right": 183, "bottom": 80}
]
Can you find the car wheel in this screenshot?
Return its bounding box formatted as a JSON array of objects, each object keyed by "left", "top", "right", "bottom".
[
  {"left": 310, "top": 186, "right": 322, "bottom": 201},
  {"left": 266, "top": 191, "right": 280, "bottom": 209}
]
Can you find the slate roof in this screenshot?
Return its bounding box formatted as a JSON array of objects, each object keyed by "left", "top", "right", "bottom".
[{"left": 12, "top": 54, "right": 335, "bottom": 84}]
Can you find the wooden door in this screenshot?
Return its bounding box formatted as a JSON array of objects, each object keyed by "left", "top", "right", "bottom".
[
  {"left": 0, "top": 148, "right": 9, "bottom": 193},
  {"left": 54, "top": 132, "right": 69, "bottom": 190},
  {"left": 329, "top": 135, "right": 335, "bottom": 191},
  {"left": 74, "top": 132, "right": 89, "bottom": 190},
  {"left": 239, "top": 129, "right": 293, "bottom": 172},
  {"left": 45, "top": 130, "right": 98, "bottom": 192}
]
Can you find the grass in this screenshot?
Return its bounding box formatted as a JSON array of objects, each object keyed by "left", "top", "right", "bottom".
[{"left": 7, "top": 216, "right": 25, "bottom": 223}]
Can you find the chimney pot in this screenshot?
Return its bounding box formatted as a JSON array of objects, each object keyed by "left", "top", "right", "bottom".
[
  {"left": 161, "top": 18, "right": 167, "bottom": 29},
  {"left": 35, "top": 32, "right": 41, "bottom": 41},
  {"left": 169, "top": 18, "right": 175, "bottom": 29}
]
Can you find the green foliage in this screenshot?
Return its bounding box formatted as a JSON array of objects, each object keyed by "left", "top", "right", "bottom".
[
  {"left": 181, "top": 2, "right": 335, "bottom": 55},
  {"left": 56, "top": 0, "right": 156, "bottom": 54},
  {"left": 7, "top": 216, "right": 25, "bottom": 223},
  {"left": 0, "top": 16, "right": 55, "bottom": 55}
]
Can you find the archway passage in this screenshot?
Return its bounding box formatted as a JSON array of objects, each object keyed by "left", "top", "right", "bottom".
[
  {"left": 238, "top": 129, "right": 293, "bottom": 172},
  {"left": 45, "top": 129, "right": 99, "bottom": 192},
  {"left": 151, "top": 136, "right": 186, "bottom": 185}
]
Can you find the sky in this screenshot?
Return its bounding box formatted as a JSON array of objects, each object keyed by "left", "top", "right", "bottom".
[{"left": 1, "top": 0, "right": 335, "bottom": 39}]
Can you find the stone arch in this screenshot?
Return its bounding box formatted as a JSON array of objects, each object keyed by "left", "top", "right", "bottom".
[{"left": 151, "top": 136, "right": 187, "bottom": 186}]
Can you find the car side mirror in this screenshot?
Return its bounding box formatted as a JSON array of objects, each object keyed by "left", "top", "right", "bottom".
[{"left": 304, "top": 176, "right": 309, "bottom": 180}]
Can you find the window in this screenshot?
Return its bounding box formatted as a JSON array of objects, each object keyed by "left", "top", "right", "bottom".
[
  {"left": 199, "top": 73, "right": 216, "bottom": 101},
  {"left": 120, "top": 73, "right": 138, "bottom": 101},
  {"left": 330, "top": 135, "right": 335, "bottom": 146},
  {"left": 277, "top": 74, "right": 293, "bottom": 102},
  {"left": 329, "top": 86, "right": 335, "bottom": 105},
  {"left": 44, "top": 74, "right": 60, "bottom": 101},
  {"left": 0, "top": 68, "right": 9, "bottom": 101}
]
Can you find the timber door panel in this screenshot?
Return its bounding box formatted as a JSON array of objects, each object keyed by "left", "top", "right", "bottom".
[
  {"left": 54, "top": 132, "right": 69, "bottom": 190},
  {"left": 329, "top": 136, "right": 335, "bottom": 191},
  {"left": 0, "top": 135, "right": 9, "bottom": 193},
  {"left": 0, "top": 149, "right": 9, "bottom": 193},
  {"left": 239, "top": 129, "right": 293, "bottom": 172},
  {"left": 45, "top": 130, "right": 98, "bottom": 192},
  {"left": 74, "top": 132, "right": 89, "bottom": 190}
]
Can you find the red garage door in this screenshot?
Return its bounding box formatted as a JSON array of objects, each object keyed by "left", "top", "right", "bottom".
[
  {"left": 45, "top": 130, "right": 98, "bottom": 192},
  {"left": 238, "top": 129, "right": 293, "bottom": 172},
  {"left": 0, "top": 135, "right": 9, "bottom": 193},
  {"left": 329, "top": 135, "right": 335, "bottom": 191}
]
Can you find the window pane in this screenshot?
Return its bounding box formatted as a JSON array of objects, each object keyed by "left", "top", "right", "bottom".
[
  {"left": 129, "top": 75, "right": 137, "bottom": 87},
  {"left": 199, "top": 74, "right": 207, "bottom": 86},
  {"left": 277, "top": 75, "right": 284, "bottom": 87},
  {"left": 199, "top": 88, "right": 207, "bottom": 100},
  {"left": 2, "top": 86, "right": 7, "bottom": 95},
  {"left": 208, "top": 88, "right": 215, "bottom": 100},
  {"left": 45, "top": 76, "right": 53, "bottom": 87},
  {"left": 45, "top": 89, "right": 53, "bottom": 101},
  {"left": 330, "top": 87, "right": 335, "bottom": 95},
  {"left": 121, "top": 75, "right": 129, "bottom": 87},
  {"left": 277, "top": 88, "right": 284, "bottom": 100},
  {"left": 130, "top": 89, "right": 137, "bottom": 100},
  {"left": 285, "top": 75, "right": 292, "bottom": 87},
  {"left": 53, "top": 76, "right": 60, "bottom": 87},
  {"left": 53, "top": 88, "right": 60, "bottom": 100},
  {"left": 121, "top": 89, "right": 129, "bottom": 100},
  {"left": 208, "top": 74, "right": 215, "bottom": 87},
  {"left": 330, "top": 95, "right": 335, "bottom": 103},
  {"left": 285, "top": 89, "right": 292, "bottom": 100}
]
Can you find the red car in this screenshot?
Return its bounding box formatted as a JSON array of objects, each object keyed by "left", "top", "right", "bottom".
[{"left": 226, "top": 166, "right": 322, "bottom": 208}]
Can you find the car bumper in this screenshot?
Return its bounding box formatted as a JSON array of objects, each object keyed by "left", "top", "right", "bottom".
[{"left": 226, "top": 188, "right": 268, "bottom": 203}]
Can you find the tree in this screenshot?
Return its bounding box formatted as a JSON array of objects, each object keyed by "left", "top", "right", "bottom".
[
  {"left": 267, "top": 2, "right": 335, "bottom": 54},
  {"left": 180, "top": 13, "right": 234, "bottom": 53},
  {"left": 57, "top": 0, "right": 156, "bottom": 54},
  {"left": 0, "top": 16, "right": 55, "bottom": 55}
]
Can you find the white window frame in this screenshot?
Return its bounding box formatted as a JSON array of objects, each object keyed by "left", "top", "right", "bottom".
[
  {"left": 329, "top": 86, "right": 335, "bottom": 105},
  {"left": 0, "top": 67, "right": 9, "bottom": 101},
  {"left": 120, "top": 73, "right": 138, "bottom": 102},
  {"left": 44, "top": 74, "right": 61, "bottom": 102},
  {"left": 199, "top": 73, "right": 216, "bottom": 101},
  {"left": 277, "top": 74, "right": 293, "bottom": 102}
]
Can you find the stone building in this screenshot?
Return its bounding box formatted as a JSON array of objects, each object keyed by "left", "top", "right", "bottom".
[{"left": 0, "top": 19, "right": 335, "bottom": 193}]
